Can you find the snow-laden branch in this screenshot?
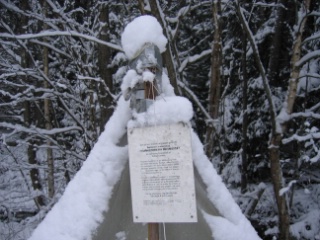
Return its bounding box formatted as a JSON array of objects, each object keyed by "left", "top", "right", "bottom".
[
  {"left": 309, "top": 102, "right": 320, "bottom": 112},
  {"left": 29, "top": 39, "right": 72, "bottom": 59},
  {"left": 309, "top": 150, "right": 320, "bottom": 163},
  {"left": 296, "top": 50, "right": 320, "bottom": 67},
  {"left": 0, "top": 38, "right": 21, "bottom": 63},
  {"left": 0, "top": 122, "right": 82, "bottom": 135},
  {"left": 44, "top": 0, "right": 96, "bottom": 36},
  {"left": 166, "top": 5, "right": 191, "bottom": 24},
  {"left": 0, "top": 67, "right": 90, "bottom": 107},
  {"left": 77, "top": 75, "right": 117, "bottom": 100},
  {"left": 0, "top": 30, "right": 123, "bottom": 51},
  {"left": 279, "top": 180, "right": 296, "bottom": 196},
  {"left": 250, "top": 3, "right": 286, "bottom": 8},
  {"left": 282, "top": 132, "right": 320, "bottom": 144},
  {"left": 0, "top": 70, "right": 42, "bottom": 80},
  {"left": 165, "top": 0, "right": 211, "bottom": 25},
  {"left": 290, "top": 111, "right": 320, "bottom": 120},
  {"left": 9, "top": 34, "right": 90, "bottom": 135},
  {"left": 303, "top": 31, "right": 320, "bottom": 44},
  {"left": 179, "top": 49, "right": 211, "bottom": 72},
  {"left": 308, "top": 10, "right": 320, "bottom": 17},
  {"left": 0, "top": 0, "right": 59, "bottom": 31}
]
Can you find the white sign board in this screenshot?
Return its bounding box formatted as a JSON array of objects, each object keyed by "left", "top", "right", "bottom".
[{"left": 128, "top": 123, "right": 197, "bottom": 223}]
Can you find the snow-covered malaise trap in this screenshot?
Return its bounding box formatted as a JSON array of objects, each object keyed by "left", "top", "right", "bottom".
[{"left": 29, "top": 15, "right": 260, "bottom": 240}]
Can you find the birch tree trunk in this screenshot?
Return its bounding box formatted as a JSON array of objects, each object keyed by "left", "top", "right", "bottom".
[{"left": 285, "top": 0, "right": 311, "bottom": 119}]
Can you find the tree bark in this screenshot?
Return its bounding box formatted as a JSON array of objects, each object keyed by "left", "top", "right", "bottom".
[
  {"left": 285, "top": 0, "right": 311, "bottom": 118},
  {"left": 234, "top": 1, "right": 290, "bottom": 238},
  {"left": 269, "top": 134, "right": 290, "bottom": 240},
  {"left": 25, "top": 102, "right": 46, "bottom": 208},
  {"left": 273, "top": 2, "right": 311, "bottom": 237},
  {"left": 19, "top": 0, "right": 45, "bottom": 208},
  {"left": 208, "top": 0, "right": 222, "bottom": 120},
  {"left": 42, "top": 0, "right": 55, "bottom": 199},
  {"left": 267, "top": 0, "right": 291, "bottom": 87},
  {"left": 205, "top": 0, "right": 222, "bottom": 159},
  {"left": 268, "top": 0, "right": 311, "bottom": 236},
  {"left": 98, "top": 3, "right": 114, "bottom": 133},
  {"left": 241, "top": 32, "right": 248, "bottom": 193},
  {"left": 138, "top": 0, "right": 145, "bottom": 15}
]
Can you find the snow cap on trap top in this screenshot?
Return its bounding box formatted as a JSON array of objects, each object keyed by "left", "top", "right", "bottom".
[{"left": 121, "top": 15, "right": 168, "bottom": 60}]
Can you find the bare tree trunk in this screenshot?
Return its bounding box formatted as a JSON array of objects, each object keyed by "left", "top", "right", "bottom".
[
  {"left": 205, "top": 0, "right": 222, "bottom": 159},
  {"left": 97, "top": 3, "right": 114, "bottom": 133},
  {"left": 149, "top": 0, "right": 180, "bottom": 95},
  {"left": 273, "top": 3, "right": 311, "bottom": 237},
  {"left": 42, "top": 0, "right": 54, "bottom": 199},
  {"left": 241, "top": 32, "right": 248, "bottom": 193},
  {"left": 25, "top": 102, "right": 46, "bottom": 208},
  {"left": 44, "top": 52, "right": 54, "bottom": 199},
  {"left": 234, "top": 1, "right": 290, "bottom": 238},
  {"left": 208, "top": 0, "right": 222, "bottom": 120},
  {"left": 19, "top": 0, "right": 45, "bottom": 208},
  {"left": 269, "top": 134, "right": 290, "bottom": 240},
  {"left": 267, "top": 0, "right": 290, "bottom": 86}
]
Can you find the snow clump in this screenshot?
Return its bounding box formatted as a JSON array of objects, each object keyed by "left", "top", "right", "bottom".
[{"left": 121, "top": 15, "right": 167, "bottom": 60}]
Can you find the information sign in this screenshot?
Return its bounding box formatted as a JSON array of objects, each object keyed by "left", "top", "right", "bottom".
[{"left": 128, "top": 123, "right": 197, "bottom": 223}]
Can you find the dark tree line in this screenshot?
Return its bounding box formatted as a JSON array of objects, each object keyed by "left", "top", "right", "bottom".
[{"left": 0, "top": 1, "right": 320, "bottom": 239}]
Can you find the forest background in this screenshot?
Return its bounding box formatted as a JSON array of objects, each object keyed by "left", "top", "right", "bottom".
[{"left": 0, "top": 0, "right": 319, "bottom": 239}]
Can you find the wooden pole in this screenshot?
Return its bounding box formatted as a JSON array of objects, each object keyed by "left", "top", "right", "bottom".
[
  {"left": 144, "top": 81, "right": 157, "bottom": 99},
  {"left": 144, "top": 78, "right": 160, "bottom": 240},
  {"left": 148, "top": 223, "right": 159, "bottom": 240}
]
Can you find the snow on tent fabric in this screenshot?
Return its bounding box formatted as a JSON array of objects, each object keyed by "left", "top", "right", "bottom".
[{"left": 28, "top": 15, "right": 261, "bottom": 240}]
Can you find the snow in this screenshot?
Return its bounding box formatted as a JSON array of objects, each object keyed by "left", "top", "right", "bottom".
[
  {"left": 179, "top": 49, "right": 211, "bottom": 72},
  {"left": 291, "top": 210, "right": 320, "bottom": 239},
  {"left": 121, "top": 15, "right": 167, "bottom": 60},
  {"left": 279, "top": 180, "right": 297, "bottom": 196},
  {"left": 0, "top": 122, "right": 81, "bottom": 136},
  {"left": 296, "top": 49, "right": 320, "bottom": 67},
  {"left": 203, "top": 213, "right": 258, "bottom": 240},
  {"left": 28, "top": 15, "right": 260, "bottom": 240},
  {"left": 28, "top": 97, "right": 131, "bottom": 240},
  {"left": 121, "top": 69, "right": 142, "bottom": 93},
  {"left": 128, "top": 96, "right": 193, "bottom": 128},
  {"left": 0, "top": 30, "right": 122, "bottom": 51},
  {"left": 115, "top": 231, "right": 126, "bottom": 240},
  {"left": 191, "top": 131, "right": 260, "bottom": 239}
]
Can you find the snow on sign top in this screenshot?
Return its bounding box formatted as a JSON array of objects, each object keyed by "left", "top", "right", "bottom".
[{"left": 121, "top": 15, "right": 168, "bottom": 60}]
